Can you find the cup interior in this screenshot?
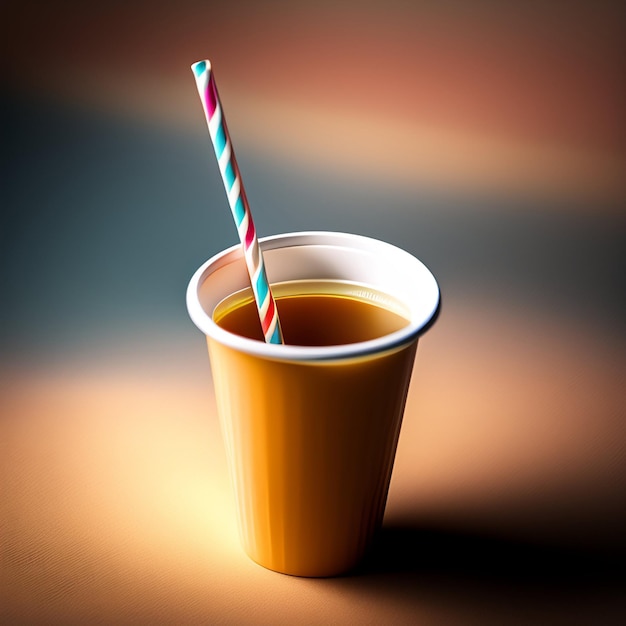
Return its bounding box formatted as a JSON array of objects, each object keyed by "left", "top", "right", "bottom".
[{"left": 186, "top": 231, "right": 440, "bottom": 361}]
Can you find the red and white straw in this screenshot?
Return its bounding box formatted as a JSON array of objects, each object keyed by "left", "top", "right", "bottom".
[{"left": 192, "top": 59, "right": 283, "bottom": 344}]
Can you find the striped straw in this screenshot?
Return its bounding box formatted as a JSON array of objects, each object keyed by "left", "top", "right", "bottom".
[{"left": 191, "top": 59, "right": 283, "bottom": 345}]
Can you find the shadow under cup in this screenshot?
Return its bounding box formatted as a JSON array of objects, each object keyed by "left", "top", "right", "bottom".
[{"left": 187, "top": 232, "right": 440, "bottom": 577}]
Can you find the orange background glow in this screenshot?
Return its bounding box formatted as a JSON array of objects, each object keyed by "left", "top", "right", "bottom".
[{"left": 2, "top": 1, "right": 624, "bottom": 623}]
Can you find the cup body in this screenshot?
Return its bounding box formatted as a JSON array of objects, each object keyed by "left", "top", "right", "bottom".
[{"left": 187, "top": 232, "right": 439, "bottom": 576}]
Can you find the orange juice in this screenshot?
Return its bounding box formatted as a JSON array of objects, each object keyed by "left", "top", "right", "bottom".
[{"left": 214, "top": 280, "right": 410, "bottom": 345}]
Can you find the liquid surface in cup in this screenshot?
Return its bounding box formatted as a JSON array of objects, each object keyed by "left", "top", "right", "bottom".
[{"left": 213, "top": 280, "right": 409, "bottom": 346}]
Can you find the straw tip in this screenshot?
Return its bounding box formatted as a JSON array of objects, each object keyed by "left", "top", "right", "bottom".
[{"left": 191, "top": 59, "right": 211, "bottom": 77}]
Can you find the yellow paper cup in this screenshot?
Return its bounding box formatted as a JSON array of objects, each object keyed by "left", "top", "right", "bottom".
[{"left": 187, "top": 232, "right": 439, "bottom": 576}]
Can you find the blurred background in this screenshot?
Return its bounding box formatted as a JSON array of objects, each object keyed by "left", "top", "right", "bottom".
[{"left": 2, "top": 1, "right": 625, "bottom": 623}]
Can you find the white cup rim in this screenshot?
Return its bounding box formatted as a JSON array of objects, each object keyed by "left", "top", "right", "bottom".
[{"left": 186, "top": 231, "right": 440, "bottom": 362}]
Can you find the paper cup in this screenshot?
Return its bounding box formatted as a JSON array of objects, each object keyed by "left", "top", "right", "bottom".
[{"left": 187, "top": 232, "right": 439, "bottom": 576}]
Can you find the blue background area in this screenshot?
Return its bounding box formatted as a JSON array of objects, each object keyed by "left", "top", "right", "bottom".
[{"left": 2, "top": 91, "right": 624, "bottom": 363}]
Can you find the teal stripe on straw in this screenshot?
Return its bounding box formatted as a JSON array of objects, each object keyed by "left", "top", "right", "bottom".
[
  {"left": 268, "top": 324, "right": 282, "bottom": 344},
  {"left": 234, "top": 197, "right": 245, "bottom": 225},
  {"left": 192, "top": 60, "right": 207, "bottom": 77},
  {"left": 224, "top": 161, "right": 236, "bottom": 189},
  {"left": 214, "top": 124, "right": 227, "bottom": 158},
  {"left": 256, "top": 271, "right": 269, "bottom": 305}
]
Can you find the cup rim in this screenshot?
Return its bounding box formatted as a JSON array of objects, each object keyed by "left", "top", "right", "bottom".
[{"left": 186, "top": 231, "right": 440, "bottom": 362}]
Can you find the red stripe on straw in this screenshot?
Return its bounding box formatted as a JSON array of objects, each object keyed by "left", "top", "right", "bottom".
[
  {"left": 261, "top": 296, "right": 275, "bottom": 334},
  {"left": 244, "top": 215, "right": 255, "bottom": 249},
  {"left": 207, "top": 76, "right": 218, "bottom": 118}
]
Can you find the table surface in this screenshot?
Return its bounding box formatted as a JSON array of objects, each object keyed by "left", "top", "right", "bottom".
[{"left": 3, "top": 297, "right": 624, "bottom": 624}]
